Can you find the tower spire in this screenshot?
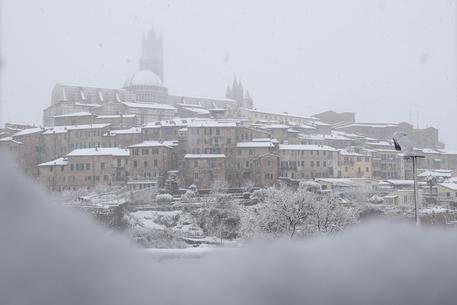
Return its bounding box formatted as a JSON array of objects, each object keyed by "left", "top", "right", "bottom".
[{"left": 139, "top": 24, "right": 164, "bottom": 81}]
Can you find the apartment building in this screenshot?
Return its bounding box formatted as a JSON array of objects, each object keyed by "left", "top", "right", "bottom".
[
  {"left": 0, "top": 127, "right": 44, "bottom": 176},
  {"left": 299, "top": 132, "right": 355, "bottom": 149},
  {"left": 142, "top": 118, "right": 189, "bottom": 141},
  {"left": 436, "top": 182, "right": 457, "bottom": 208},
  {"left": 278, "top": 144, "right": 339, "bottom": 179},
  {"left": 183, "top": 154, "right": 226, "bottom": 189},
  {"left": 128, "top": 141, "right": 177, "bottom": 184},
  {"left": 235, "top": 141, "right": 279, "bottom": 188},
  {"left": 261, "top": 124, "right": 300, "bottom": 144},
  {"left": 42, "top": 124, "right": 111, "bottom": 162},
  {"left": 371, "top": 149, "right": 405, "bottom": 180},
  {"left": 102, "top": 127, "right": 143, "bottom": 148},
  {"left": 37, "top": 147, "right": 130, "bottom": 191},
  {"left": 338, "top": 150, "right": 372, "bottom": 178}
]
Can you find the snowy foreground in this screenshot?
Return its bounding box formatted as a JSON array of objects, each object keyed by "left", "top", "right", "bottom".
[
  {"left": 62, "top": 183, "right": 457, "bottom": 251},
  {"left": 2, "top": 160, "right": 457, "bottom": 304}
]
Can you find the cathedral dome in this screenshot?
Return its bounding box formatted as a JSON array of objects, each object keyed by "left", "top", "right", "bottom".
[{"left": 124, "top": 70, "right": 163, "bottom": 88}]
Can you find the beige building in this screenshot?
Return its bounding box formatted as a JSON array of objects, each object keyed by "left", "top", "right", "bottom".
[
  {"left": 183, "top": 154, "right": 226, "bottom": 189},
  {"left": 37, "top": 147, "right": 130, "bottom": 191},
  {"left": 437, "top": 182, "right": 457, "bottom": 208},
  {"left": 260, "top": 124, "right": 299, "bottom": 144},
  {"left": 42, "top": 124, "right": 111, "bottom": 162},
  {"left": 235, "top": 141, "right": 279, "bottom": 188},
  {"left": 383, "top": 189, "right": 422, "bottom": 206},
  {"left": 128, "top": 141, "right": 177, "bottom": 184},
  {"left": 0, "top": 127, "right": 44, "bottom": 176},
  {"left": 103, "top": 127, "right": 143, "bottom": 148},
  {"left": 279, "top": 144, "right": 339, "bottom": 179},
  {"left": 339, "top": 150, "right": 372, "bottom": 178},
  {"left": 142, "top": 118, "right": 189, "bottom": 141}
]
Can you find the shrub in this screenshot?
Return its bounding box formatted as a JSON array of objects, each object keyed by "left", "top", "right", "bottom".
[{"left": 155, "top": 193, "right": 174, "bottom": 204}]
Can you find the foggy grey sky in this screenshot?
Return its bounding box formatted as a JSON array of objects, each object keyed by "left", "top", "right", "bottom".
[{"left": 1, "top": 0, "right": 456, "bottom": 147}]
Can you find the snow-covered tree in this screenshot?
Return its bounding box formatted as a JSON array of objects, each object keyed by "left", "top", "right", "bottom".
[
  {"left": 243, "top": 187, "right": 356, "bottom": 239},
  {"left": 259, "top": 188, "right": 313, "bottom": 239}
]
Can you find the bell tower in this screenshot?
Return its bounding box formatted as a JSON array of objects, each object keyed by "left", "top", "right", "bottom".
[{"left": 139, "top": 26, "right": 164, "bottom": 81}]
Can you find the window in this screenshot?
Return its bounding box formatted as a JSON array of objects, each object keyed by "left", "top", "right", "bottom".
[
  {"left": 154, "top": 159, "right": 158, "bottom": 166},
  {"left": 101, "top": 162, "right": 105, "bottom": 170},
  {"left": 133, "top": 160, "right": 137, "bottom": 168},
  {"left": 86, "top": 163, "right": 90, "bottom": 170},
  {"left": 144, "top": 161, "right": 148, "bottom": 168},
  {"left": 194, "top": 160, "right": 198, "bottom": 168},
  {"left": 311, "top": 161, "right": 314, "bottom": 167}
]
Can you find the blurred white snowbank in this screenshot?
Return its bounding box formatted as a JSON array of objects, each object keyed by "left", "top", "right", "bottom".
[{"left": 1, "top": 155, "right": 457, "bottom": 305}]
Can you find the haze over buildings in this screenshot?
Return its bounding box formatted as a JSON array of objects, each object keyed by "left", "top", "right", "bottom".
[{"left": 1, "top": 0, "right": 456, "bottom": 146}]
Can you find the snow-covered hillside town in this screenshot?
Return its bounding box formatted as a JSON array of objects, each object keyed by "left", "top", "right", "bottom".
[{"left": 1, "top": 26, "right": 457, "bottom": 247}]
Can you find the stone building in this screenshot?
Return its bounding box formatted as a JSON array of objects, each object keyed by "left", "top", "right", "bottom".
[
  {"left": 102, "top": 127, "right": 144, "bottom": 148},
  {"left": 42, "top": 124, "right": 111, "bottom": 162},
  {"left": 338, "top": 150, "right": 372, "bottom": 179},
  {"left": 37, "top": 147, "right": 130, "bottom": 191},
  {"left": 93, "top": 114, "right": 137, "bottom": 129},
  {"left": 371, "top": 149, "right": 405, "bottom": 180},
  {"left": 183, "top": 154, "right": 226, "bottom": 189},
  {"left": 278, "top": 144, "right": 339, "bottom": 179},
  {"left": 235, "top": 141, "right": 279, "bottom": 188},
  {"left": 311, "top": 110, "right": 355, "bottom": 125},
  {"left": 127, "top": 141, "right": 177, "bottom": 185},
  {"left": 260, "top": 124, "right": 300, "bottom": 144},
  {"left": 335, "top": 121, "right": 443, "bottom": 149},
  {"left": 43, "top": 27, "right": 246, "bottom": 127},
  {"left": 0, "top": 127, "right": 45, "bottom": 176},
  {"left": 302, "top": 134, "right": 352, "bottom": 149},
  {"left": 225, "top": 77, "right": 253, "bottom": 109},
  {"left": 53, "top": 112, "right": 96, "bottom": 126},
  {"left": 436, "top": 182, "right": 457, "bottom": 208},
  {"left": 186, "top": 120, "right": 238, "bottom": 155},
  {"left": 142, "top": 118, "right": 189, "bottom": 141}
]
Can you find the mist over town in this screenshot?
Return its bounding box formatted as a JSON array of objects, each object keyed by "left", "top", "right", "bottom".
[{"left": 1, "top": 1, "right": 457, "bottom": 304}]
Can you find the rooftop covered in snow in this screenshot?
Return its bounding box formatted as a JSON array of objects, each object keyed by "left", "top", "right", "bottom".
[
  {"left": 66, "top": 147, "right": 130, "bottom": 157},
  {"left": 184, "top": 154, "right": 226, "bottom": 159}
]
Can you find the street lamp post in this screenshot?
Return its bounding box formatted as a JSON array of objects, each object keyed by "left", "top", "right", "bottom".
[{"left": 393, "top": 132, "right": 424, "bottom": 226}]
